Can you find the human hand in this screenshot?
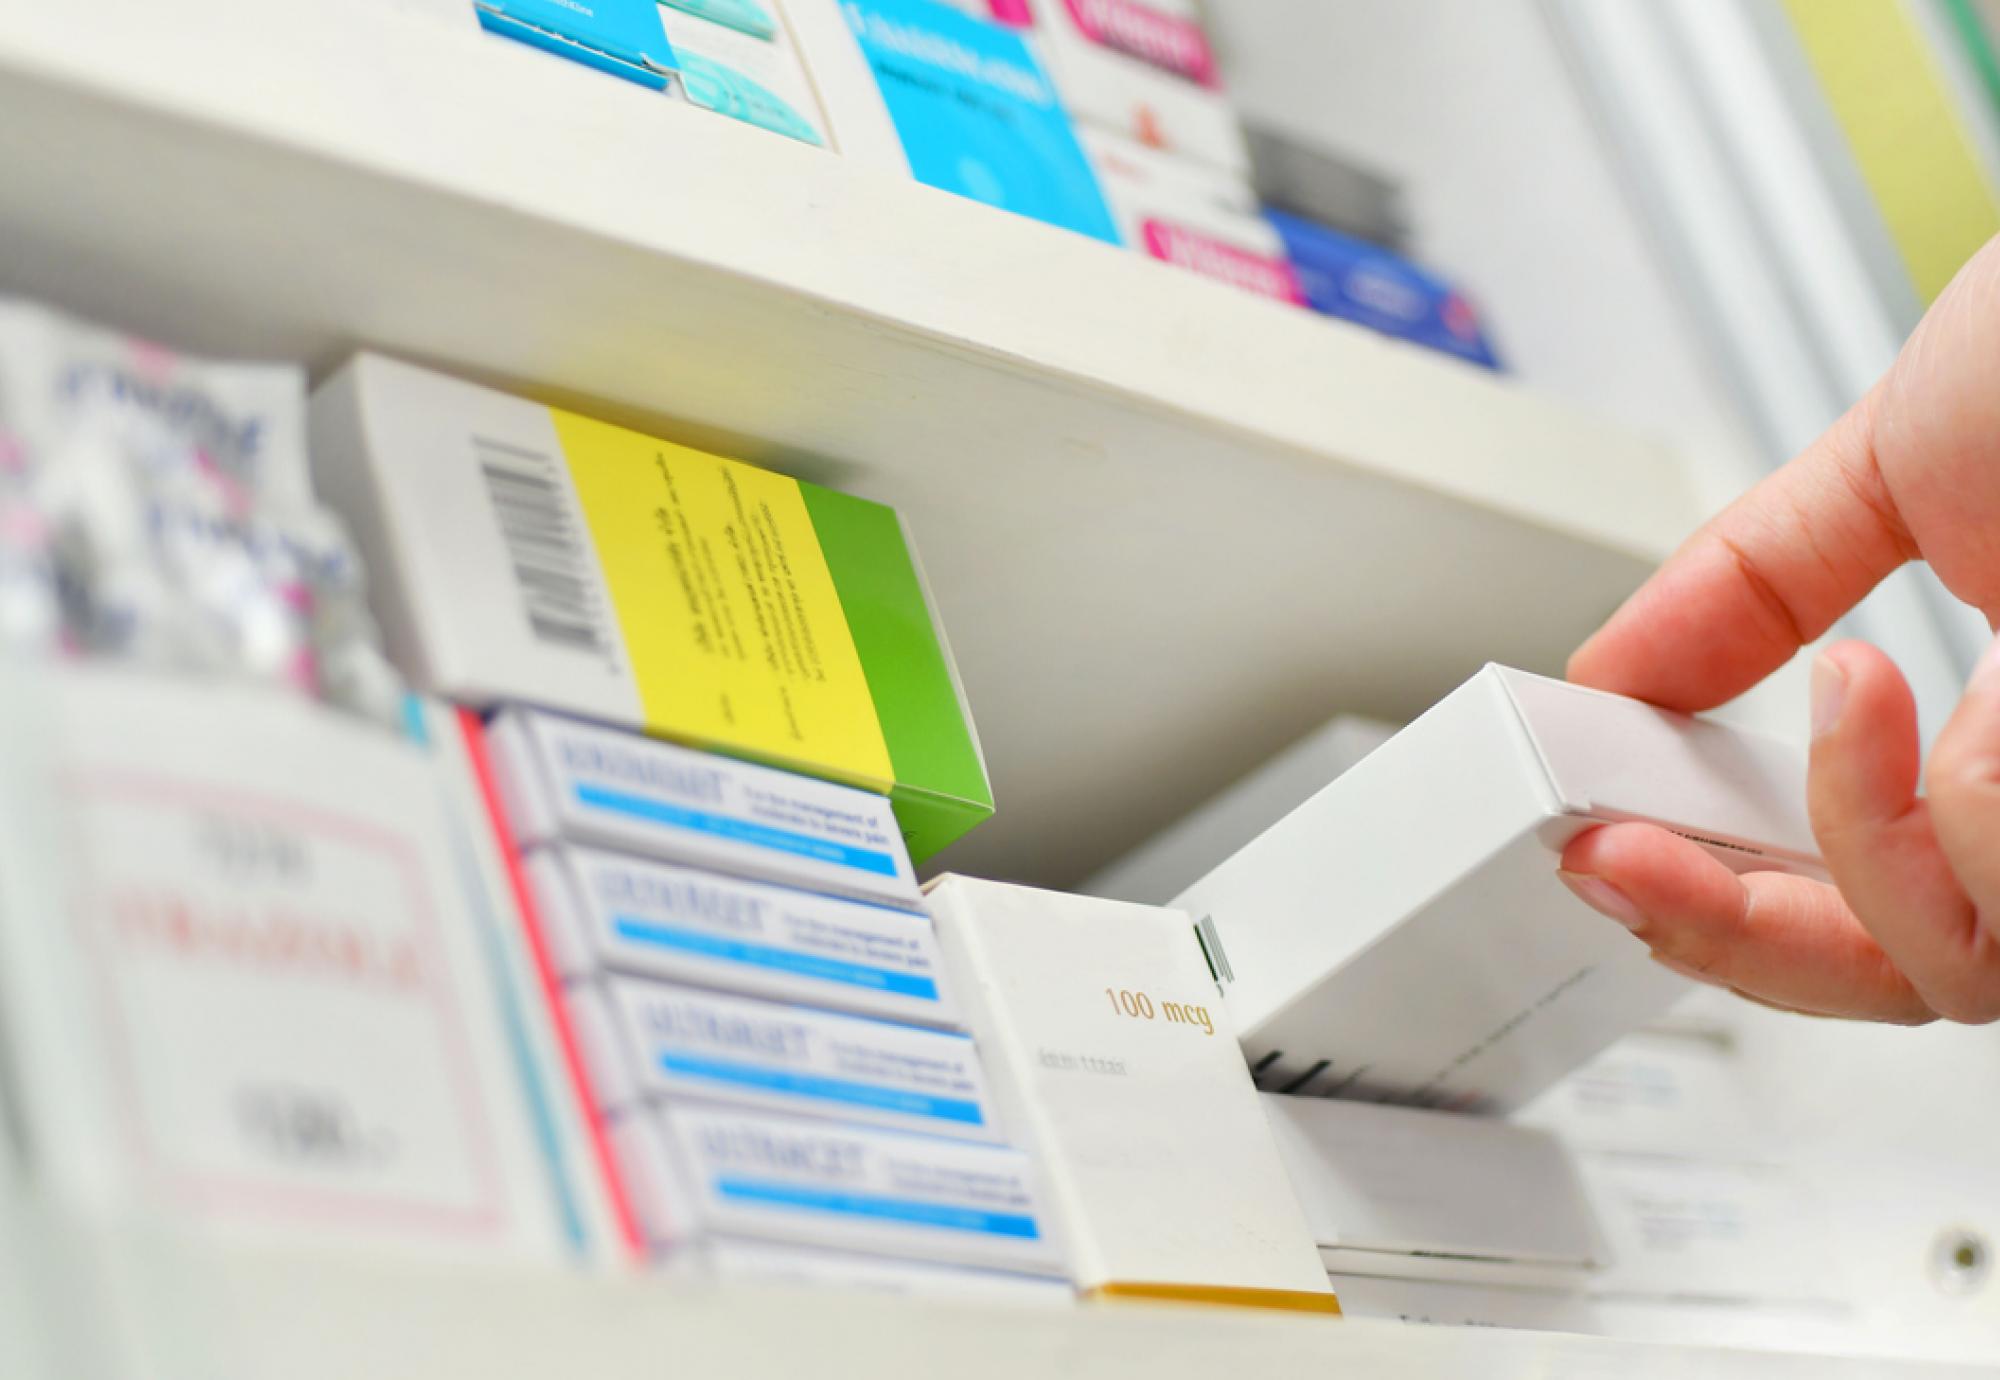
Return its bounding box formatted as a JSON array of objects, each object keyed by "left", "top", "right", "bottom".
[{"left": 1558, "top": 234, "right": 2000, "bottom": 1025}]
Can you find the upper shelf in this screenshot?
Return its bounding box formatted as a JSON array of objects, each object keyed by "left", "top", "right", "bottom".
[{"left": 0, "top": 0, "right": 1702, "bottom": 886}]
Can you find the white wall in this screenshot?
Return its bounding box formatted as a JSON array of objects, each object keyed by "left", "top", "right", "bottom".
[{"left": 1208, "top": 0, "right": 1767, "bottom": 509}]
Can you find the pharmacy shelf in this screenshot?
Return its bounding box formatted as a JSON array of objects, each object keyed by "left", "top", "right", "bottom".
[
  {"left": 7, "top": 1198, "right": 1986, "bottom": 1380},
  {"left": 0, "top": 0, "right": 1701, "bottom": 885}
]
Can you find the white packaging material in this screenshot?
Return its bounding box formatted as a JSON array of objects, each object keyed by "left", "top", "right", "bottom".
[
  {"left": 603, "top": 977, "right": 1003, "bottom": 1142},
  {"left": 1514, "top": 1027, "right": 1775, "bottom": 1160},
  {"left": 1577, "top": 1152, "right": 1845, "bottom": 1310},
  {"left": 660, "top": 1104, "right": 1063, "bottom": 1273},
  {"left": 0, "top": 663, "right": 578, "bottom": 1262},
  {"left": 658, "top": 3, "right": 831, "bottom": 146},
  {"left": 1176, "top": 665, "right": 1824, "bottom": 1114},
  {"left": 1003, "top": 0, "right": 1248, "bottom": 175},
  {"left": 1081, "top": 128, "right": 1301, "bottom": 305},
  {"left": 699, "top": 1236, "right": 1076, "bottom": 1303},
  {"left": 1261, "top": 1094, "right": 1601, "bottom": 1286},
  {"left": 0, "top": 298, "right": 401, "bottom": 723},
  {"left": 925, "top": 876, "right": 1336, "bottom": 1309},
  {"left": 525, "top": 846, "right": 956, "bottom": 1026},
  {"left": 1088, "top": 715, "right": 1396, "bottom": 905},
  {"left": 485, "top": 707, "right": 921, "bottom": 910}
]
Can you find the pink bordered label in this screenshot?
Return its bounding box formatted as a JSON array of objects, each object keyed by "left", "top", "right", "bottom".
[
  {"left": 1142, "top": 220, "right": 1305, "bottom": 306},
  {"left": 1061, "top": 0, "right": 1217, "bottom": 86}
]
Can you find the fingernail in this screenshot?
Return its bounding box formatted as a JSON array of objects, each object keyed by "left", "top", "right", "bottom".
[
  {"left": 1557, "top": 869, "right": 1645, "bottom": 931},
  {"left": 1651, "top": 953, "right": 1726, "bottom": 988},
  {"left": 1811, "top": 652, "right": 1847, "bottom": 738},
  {"left": 1972, "top": 628, "right": 2000, "bottom": 693}
]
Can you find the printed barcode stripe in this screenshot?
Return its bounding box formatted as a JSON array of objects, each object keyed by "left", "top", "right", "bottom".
[
  {"left": 475, "top": 437, "right": 613, "bottom": 657},
  {"left": 1195, "top": 914, "right": 1234, "bottom": 986}
]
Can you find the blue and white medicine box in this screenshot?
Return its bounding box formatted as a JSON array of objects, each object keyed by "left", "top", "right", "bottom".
[
  {"left": 485, "top": 707, "right": 923, "bottom": 911},
  {"left": 476, "top": 0, "right": 678, "bottom": 88},
  {"left": 787, "top": 0, "right": 1119, "bottom": 242}
]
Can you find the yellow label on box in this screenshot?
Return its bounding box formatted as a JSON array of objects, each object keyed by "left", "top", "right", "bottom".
[{"left": 554, "top": 411, "right": 894, "bottom": 790}]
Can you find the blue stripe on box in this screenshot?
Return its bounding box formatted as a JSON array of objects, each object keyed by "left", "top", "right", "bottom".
[
  {"left": 714, "top": 1177, "right": 1041, "bottom": 1239},
  {"left": 572, "top": 784, "right": 899, "bottom": 877},
  {"left": 659, "top": 1053, "right": 983, "bottom": 1124},
  {"left": 611, "top": 917, "right": 940, "bottom": 1000}
]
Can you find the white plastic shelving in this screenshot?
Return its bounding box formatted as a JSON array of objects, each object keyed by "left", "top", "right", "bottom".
[
  {"left": 0, "top": 0, "right": 1702, "bottom": 885},
  {"left": 5, "top": 1192, "right": 1991, "bottom": 1380}
]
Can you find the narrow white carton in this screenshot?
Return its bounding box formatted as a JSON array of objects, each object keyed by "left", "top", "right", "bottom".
[
  {"left": 524, "top": 845, "right": 956, "bottom": 1027},
  {"left": 661, "top": 1104, "right": 1063, "bottom": 1273},
  {"left": 1176, "top": 665, "right": 1825, "bottom": 1114},
  {"left": 1001, "top": 0, "right": 1249, "bottom": 176},
  {"left": 485, "top": 707, "right": 921, "bottom": 910},
  {"left": 925, "top": 876, "right": 1338, "bottom": 1310},
  {"left": 1261, "top": 1094, "right": 1601, "bottom": 1287},
  {"left": 1081, "top": 127, "right": 1301, "bottom": 306},
  {"left": 602, "top": 977, "right": 1004, "bottom": 1143}
]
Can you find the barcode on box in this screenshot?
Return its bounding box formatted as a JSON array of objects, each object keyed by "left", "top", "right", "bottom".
[{"left": 475, "top": 436, "right": 615, "bottom": 660}]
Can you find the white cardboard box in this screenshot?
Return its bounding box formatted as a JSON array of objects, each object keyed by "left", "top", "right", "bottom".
[
  {"left": 925, "top": 876, "right": 1337, "bottom": 1309},
  {"left": 1001, "top": 0, "right": 1248, "bottom": 176},
  {"left": 0, "top": 664, "right": 583, "bottom": 1262},
  {"left": 777, "top": 0, "right": 910, "bottom": 169},
  {"left": 1261, "top": 1094, "right": 1601, "bottom": 1287},
  {"left": 524, "top": 845, "right": 957, "bottom": 1026},
  {"left": 1175, "top": 665, "right": 1824, "bottom": 1114},
  {"left": 485, "top": 706, "right": 921, "bottom": 910},
  {"left": 1080, "top": 127, "right": 1302, "bottom": 305},
  {"left": 1088, "top": 715, "right": 1396, "bottom": 905}
]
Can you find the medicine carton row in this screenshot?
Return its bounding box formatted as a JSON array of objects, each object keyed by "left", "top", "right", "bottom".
[{"left": 0, "top": 302, "right": 1834, "bottom": 1322}]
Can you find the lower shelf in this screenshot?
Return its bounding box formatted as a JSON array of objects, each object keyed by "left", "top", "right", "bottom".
[{"left": 5, "top": 1193, "right": 1984, "bottom": 1380}]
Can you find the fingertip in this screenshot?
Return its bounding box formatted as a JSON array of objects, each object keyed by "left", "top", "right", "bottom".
[
  {"left": 1809, "top": 639, "right": 1922, "bottom": 832},
  {"left": 1560, "top": 822, "right": 1746, "bottom": 939}
]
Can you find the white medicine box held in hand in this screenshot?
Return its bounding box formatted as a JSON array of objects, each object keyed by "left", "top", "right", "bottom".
[
  {"left": 924, "top": 876, "right": 1338, "bottom": 1312},
  {"left": 1175, "top": 665, "right": 1825, "bottom": 1114}
]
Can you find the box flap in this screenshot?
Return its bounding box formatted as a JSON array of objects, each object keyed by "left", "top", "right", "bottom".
[{"left": 1491, "top": 667, "right": 1821, "bottom": 871}]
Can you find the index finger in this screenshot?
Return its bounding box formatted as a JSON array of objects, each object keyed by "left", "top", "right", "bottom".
[{"left": 1567, "top": 394, "right": 1915, "bottom": 711}]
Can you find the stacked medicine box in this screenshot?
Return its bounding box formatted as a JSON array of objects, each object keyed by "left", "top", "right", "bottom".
[
  {"left": 306, "top": 355, "right": 1047, "bottom": 1294},
  {"left": 475, "top": 685, "right": 1066, "bottom": 1292},
  {"left": 478, "top": 704, "right": 1072, "bottom": 1288},
  {"left": 943, "top": 0, "right": 1305, "bottom": 305}
]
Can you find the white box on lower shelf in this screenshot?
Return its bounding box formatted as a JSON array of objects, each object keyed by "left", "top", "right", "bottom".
[
  {"left": 926, "top": 877, "right": 1337, "bottom": 1311},
  {"left": 1261, "top": 1094, "right": 1601, "bottom": 1287}
]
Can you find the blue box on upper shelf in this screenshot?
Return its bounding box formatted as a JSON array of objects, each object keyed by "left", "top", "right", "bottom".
[
  {"left": 785, "top": 0, "right": 1120, "bottom": 243},
  {"left": 1267, "top": 209, "right": 1502, "bottom": 370},
  {"left": 476, "top": 0, "right": 679, "bottom": 88}
]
